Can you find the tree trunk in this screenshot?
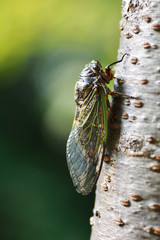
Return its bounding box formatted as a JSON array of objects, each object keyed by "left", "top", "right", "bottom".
[{"left": 90, "top": 0, "right": 160, "bottom": 239}]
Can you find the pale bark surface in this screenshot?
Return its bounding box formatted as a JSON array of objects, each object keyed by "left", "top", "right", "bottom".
[{"left": 90, "top": 0, "right": 160, "bottom": 239}]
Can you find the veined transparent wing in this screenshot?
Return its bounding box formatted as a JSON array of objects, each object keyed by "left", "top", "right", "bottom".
[{"left": 66, "top": 88, "right": 107, "bottom": 195}]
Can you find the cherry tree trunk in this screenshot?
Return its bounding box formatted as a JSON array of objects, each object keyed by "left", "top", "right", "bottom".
[{"left": 90, "top": 0, "right": 160, "bottom": 239}]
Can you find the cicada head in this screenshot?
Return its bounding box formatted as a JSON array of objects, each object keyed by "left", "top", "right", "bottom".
[
  {"left": 90, "top": 60, "right": 103, "bottom": 73},
  {"left": 105, "top": 53, "right": 128, "bottom": 82}
]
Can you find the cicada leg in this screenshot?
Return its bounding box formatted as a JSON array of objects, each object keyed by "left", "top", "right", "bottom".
[
  {"left": 105, "top": 96, "right": 112, "bottom": 117},
  {"left": 108, "top": 90, "right": 139, "bottom": 100}
]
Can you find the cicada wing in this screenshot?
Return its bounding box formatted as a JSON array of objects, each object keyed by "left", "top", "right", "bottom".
[
  {"left": 66, "top": 94, "right": 106, "bottom": 195},
  {"left": 66, "top": 130, "right": 104, "bottom": 195}
]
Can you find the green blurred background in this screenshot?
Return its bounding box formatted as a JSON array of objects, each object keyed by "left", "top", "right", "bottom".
[{"left": 0, "top": 0, "right": 121, "bottom": 239}]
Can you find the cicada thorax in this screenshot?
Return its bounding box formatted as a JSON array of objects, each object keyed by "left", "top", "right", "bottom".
[
  {"left": 74, "top": 64, "right": 98, "bottom": 102},
  {"left": 74, "top": 60, "right": 110, "bottom": 117}
]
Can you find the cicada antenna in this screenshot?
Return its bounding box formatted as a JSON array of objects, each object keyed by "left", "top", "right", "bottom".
[
  {"left": 105, "top": 53, "right": 129, "bottom": 81},
  {"left": 106, "top": 53, "right": 128, "bottom": 69}
]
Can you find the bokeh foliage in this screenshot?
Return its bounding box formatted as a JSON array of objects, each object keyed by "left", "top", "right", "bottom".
[{"left": 0, "top": 0, "right": 121, "bottom": 239}]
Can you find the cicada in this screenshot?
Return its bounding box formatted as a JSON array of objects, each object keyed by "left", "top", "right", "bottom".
[{"left": 66, "top": 54, "right": 127, "bottom": 195}]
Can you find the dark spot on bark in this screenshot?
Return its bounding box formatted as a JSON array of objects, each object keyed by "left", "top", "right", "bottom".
[
  {"left": 144, "top": 16, "right": 151, "bottom": 23},
  {"left": 149, "top": 203, "right": 160, "bottom": 211},
  {"left": 140, "top": 79, "right": 149, "bottom": 84},
  {"left": 152, "top": 24, "right": 160, "bottom": 31},
  {"left": 125, "top": 33, "right": 133, "bottom": 39},
  {"left": 120, "top": 199, "right": 131, "bottom": 207},
  {"left": 122, "top": 112, "right": 129, "bottom": 119},
  {"left": 133, "top": 27, "right": 140, "bottom": 34},
  {"left": 101, "top": 183, "right": 108, "bottom": 191},
  {"left": 151, "top": 44, "right": 158, "bottom": 49},
  {"left": 95, "top": 210, "right": 101, "bottom": 218},
  {"left": 130, "top": 57, "right": 138, "bottom": 64},
  {"left": 114, "top": 218, "right": 125, "bottom": 226},
  {"left": 133, "top": 101, "right": 143, "bottom": 107},
  {"left": 142, "top": 42, "right": 151, "bottom": 49},
  {"left": 151, "top": 164, "right": 160, "bottom": 172},
  {"left": 130, "top": 194, "right": 143, "bottom": 201}
]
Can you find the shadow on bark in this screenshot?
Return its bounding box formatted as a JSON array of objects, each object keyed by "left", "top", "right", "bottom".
[{"left": 105, "top": 83, "right": 124, "bottom": 159}]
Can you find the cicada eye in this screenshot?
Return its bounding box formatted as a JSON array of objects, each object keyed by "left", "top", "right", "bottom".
[{"left": 91, "top": 61, "right": 100, "bottom": 72}]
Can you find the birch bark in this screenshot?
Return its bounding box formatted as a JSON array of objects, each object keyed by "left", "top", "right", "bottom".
[{"left": 90, "top": 0, "right": 160, "bottom": 239}]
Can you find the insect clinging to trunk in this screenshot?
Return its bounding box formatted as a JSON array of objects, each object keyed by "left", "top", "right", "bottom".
[{"left": 66, "top": 54, "right": 127, "bottom": 195}]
